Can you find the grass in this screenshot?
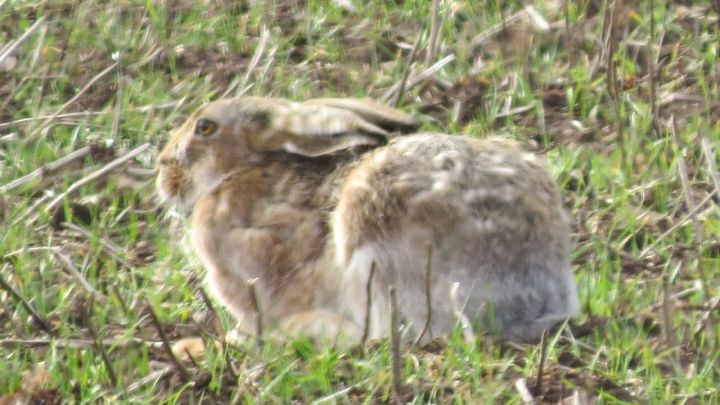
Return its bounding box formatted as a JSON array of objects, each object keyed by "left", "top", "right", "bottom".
[{"left": 1, "top": 0, "right": 719, "bottom": 403}]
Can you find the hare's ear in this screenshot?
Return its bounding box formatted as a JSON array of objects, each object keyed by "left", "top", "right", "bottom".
[
  {"left": 303, "top": 98, "right": 419, "bottom": 133},
  {"left": 249, "top": 104, "right": 390, "bottom": 157}
]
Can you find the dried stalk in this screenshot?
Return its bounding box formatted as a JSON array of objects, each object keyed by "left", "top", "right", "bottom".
[
  {"left": 146, "top": 303, "right": 191, "bottom": 381},
  {"left": 450, "top": 282, "right": 476, "bottom": 342},
  {"left": 361, "top": 261, "right": 376, "bottom": 346},
  {"left": 390, "top": 31, "right": 423, "bottom": 107},
  {"left": 222, "top": 26, "right": 270, "bottom": 98},
  {"left": 45, "top": 143, "right": 150, "bottom": 213},
  {"left": 85, "top": 298, "right": 119, "bottom": 387},
  {"left": 0, "top": 265, "right": 55, "bottom": 335},
  {"left": 414, "top": 244, "right": 434, "bottom": 346},
  {"left": 54, "top": 250, "right": 106, "bottom": 302},
  {"left": 424, "top": 0, "right": 441, "bottom": 66}
]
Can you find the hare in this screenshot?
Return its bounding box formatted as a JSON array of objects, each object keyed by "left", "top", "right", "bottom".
[{"left": 156, "top": 96, "right": 579, "bottom": 344}]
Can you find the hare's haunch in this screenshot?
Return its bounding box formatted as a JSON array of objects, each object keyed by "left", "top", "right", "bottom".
[{"left": 156, "top": 97, "right": 578, "bottom": 343}]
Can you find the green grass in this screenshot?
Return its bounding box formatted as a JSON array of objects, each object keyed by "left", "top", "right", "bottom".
[{"left": 1, "top": 0, "right": 719, "bottom": 403}]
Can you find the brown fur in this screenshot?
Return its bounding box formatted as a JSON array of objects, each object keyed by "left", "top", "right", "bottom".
[{"left": 156, "top": 97, "right": 578, "bottom": 343}]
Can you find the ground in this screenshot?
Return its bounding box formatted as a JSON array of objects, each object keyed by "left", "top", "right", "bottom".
[{"left": 0, "top": 0, "right": 719, "bottom": 403}]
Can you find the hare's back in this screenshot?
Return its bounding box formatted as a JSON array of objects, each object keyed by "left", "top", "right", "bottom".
[
  {"left": 334, "top": 134, "right": 577, "bottom": 341},
  {"left": 336, "top": 134, "right": 568, "bottom": 248}
]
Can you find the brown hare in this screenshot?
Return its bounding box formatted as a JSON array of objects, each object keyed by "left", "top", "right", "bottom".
[{"left": 156, "top": 97, "right": 579, "bottom": 344}]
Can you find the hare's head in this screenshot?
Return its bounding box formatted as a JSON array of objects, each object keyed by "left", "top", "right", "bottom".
[{"left": 156, "top": 97, "right": 418, "bottom": 209}]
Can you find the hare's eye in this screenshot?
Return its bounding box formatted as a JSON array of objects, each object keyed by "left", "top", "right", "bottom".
[{"left": 195, "top": 118, "right": 218, "bottom": 137}]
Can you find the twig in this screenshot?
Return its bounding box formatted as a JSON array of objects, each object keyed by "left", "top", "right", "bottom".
[
  {"left": 449, "top": 282, "right": 476, "bottom": 342},
  {"left": 54, "top": 249, "right": 107, "bottom": 302},
  {"left": 0, "top": 16, "right": 45, "bottom": 67},
  {"left": 45, "top": 143, "right": 150, "bottom": 213},
  {"left": 0, "top": 265, "right": 55, "bottom": 335},
  {"left": 146, "top": 302, "right": 191, "bottom": 381},
  {"left": 390, "top": 31, "right": 423, "bottom": 107},
  {"left": 534, "top": 330, "right": 549, "bottom": 395},
  {"left": 424, "top": 0, "right": 441, "bottom": 67},
  {"left": 389, "top": 286, "right": 404, "bottom": 405},
  {"left": 34, "top": 62, "right": 118, "bottom": 137},
  {"left": 247, "top": 278, "right": 264, "bottom": 344},
  {"left": 0, "top": 146, "right": 93, "bottom": 193},
  {"left": 514, "top": 378, "right": 536, "bottom": 404},
  {"left": 361, "top": 261, "right": 376, "bottom": 346},
  {"left": 414, "top": 244, "right": 434, "bottom": 346},
  {"left": 85, "top": 297, "right": 119, "bottom": 387}
]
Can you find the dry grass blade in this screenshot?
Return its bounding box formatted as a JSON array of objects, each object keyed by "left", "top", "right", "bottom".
[
  {"left": 514, "top": 378, "right": 536, "bottom": 404},
  {"left": 45, "top": 143, "right": 150, "bottom": 214},
  {"left": 389, "top": 31, "right": 423, "bottom": 107},
  {"left": 639, "top": 190, "right": 717, "bottom": 258},
  {"left": 0, "top": 16, "right": 45, "bottom": 67},
  {"left": 0, "top": 146, "right": 93, "bottom": 193},
  {"left": 222, "top": 26, "right": 270, "bottom": 98},
  {"left": 449, "top": 282, "right": 475, "bottom": 342},
  {"left": 381, "top": 53, "right": 455, "bottom": 104},
  {"left": 469, "top": 7, "right": 533, "bottom": 52},
  {"left": 32, "top": 62, "right": 118, "bottom": 139},
  {"left": 424, "top": 0, "right": 441, "bottom": 66}
]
